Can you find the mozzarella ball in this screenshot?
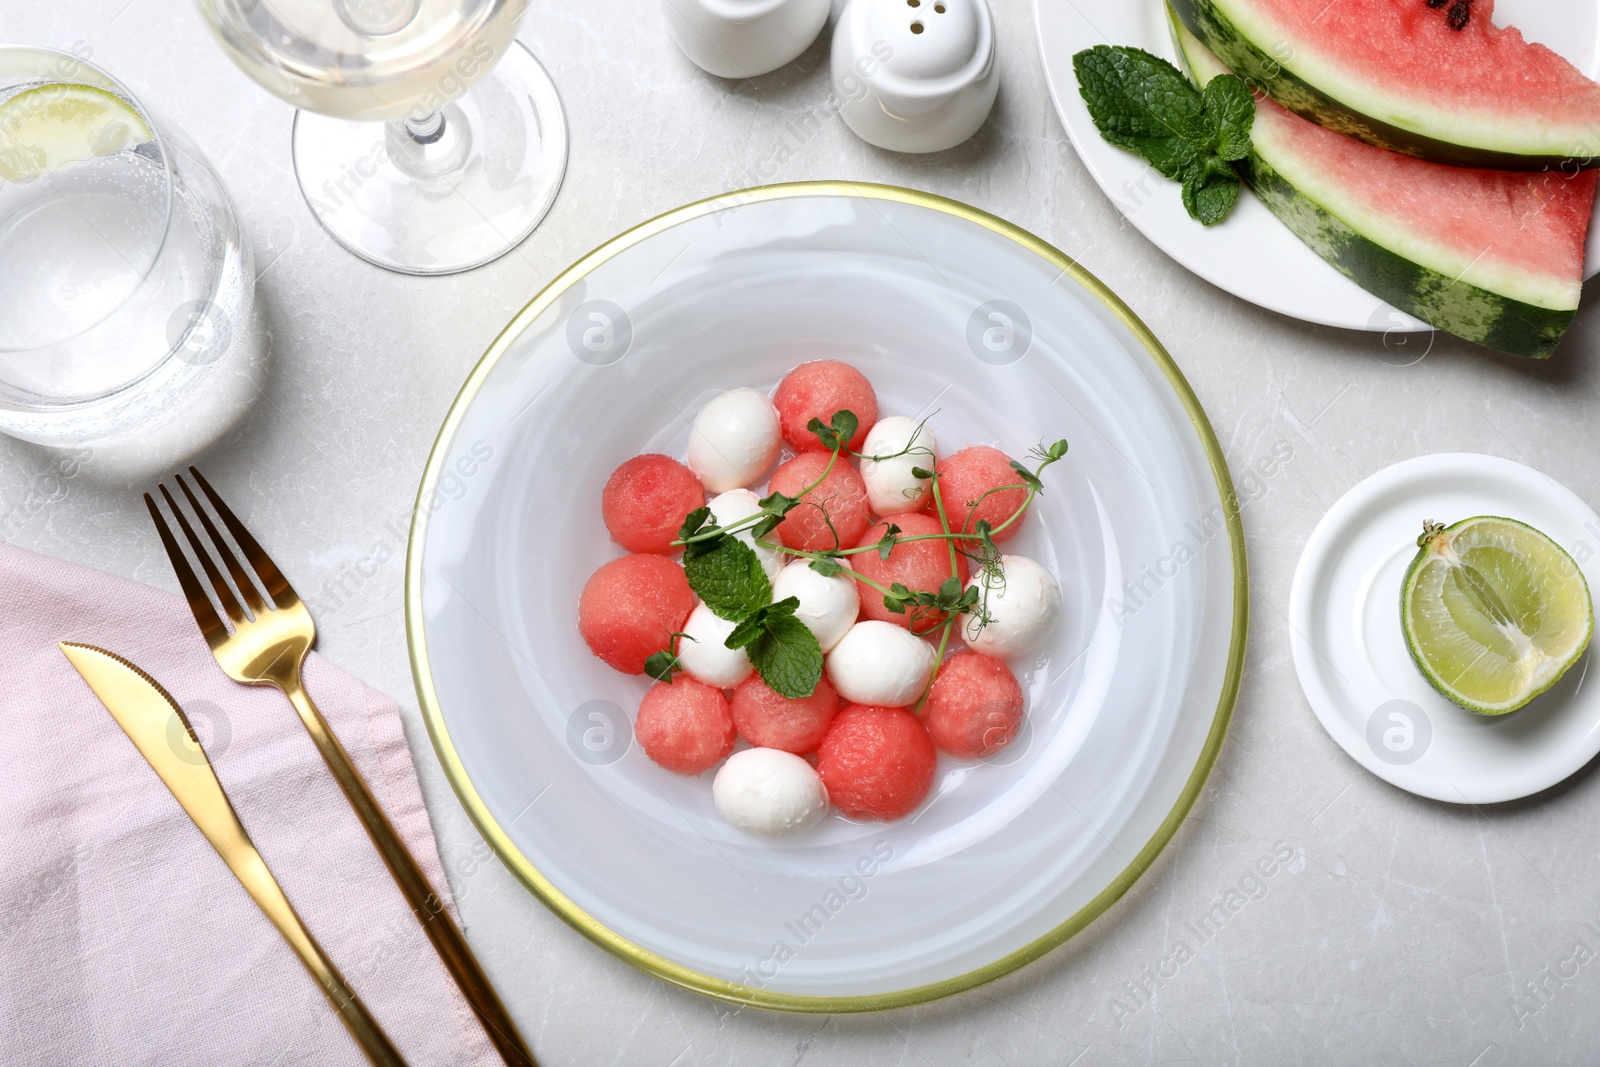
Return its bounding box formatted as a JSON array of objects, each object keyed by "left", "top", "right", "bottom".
[
  {"left": 687, "top": 387, "right": 781, "bottom": 493},
  {"left": 960, "top": 555, "right": 1061, "bottom": 659},
  {"left": 678, "top": 602, "right": 754, "bottom": 688},
  {"left": 713, "top": 748, "right": 829, "bottom": 836},
  {"left": 708, "top": 488, "right": 782, "bottom": 579},
  {"left": 825, "top": 621, "right": 937, "bottom": 707},
  {"left": 772, "top": 560, "right": 859, "bottom": 652},
  {"left": 859, "top": 416, "right": 938, "bottom": 515}
]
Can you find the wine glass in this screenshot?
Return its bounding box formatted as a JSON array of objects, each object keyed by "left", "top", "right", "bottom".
[{"left": 192, "top": 0, "right": 567, "bottom": 275}]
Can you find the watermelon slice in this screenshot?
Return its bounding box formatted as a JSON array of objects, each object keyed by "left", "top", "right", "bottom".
[
  {"left": 1172, "top": 15, "right": 1597, "bottom": 358},
  {"left": 1170, "top": 0, "right": 1600, "bottom": 169}
]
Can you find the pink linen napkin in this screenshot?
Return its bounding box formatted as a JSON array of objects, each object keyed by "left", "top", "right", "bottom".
[{"left": 0, "top": 542, "right": 501, "bottom": 1067}]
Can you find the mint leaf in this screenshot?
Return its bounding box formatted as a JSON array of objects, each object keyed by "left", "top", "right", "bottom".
[
  {"left": 724, "top": 597, "right": 802, "bottom": 650},
  {"left": 1073, "top": 45, "right": 1204, "bottom": 181},
  {"left": 721, "top": 599, "right": 821, "bottom": 697},
  {"left": 1181, "top": 155, "right": 1240, "bottom": 226},
  {"left": 724, "top": 610, "right": 769, "bottom": 650},
  {"left": 809, "top": 556, "right": 843, "bottom": 578},
  {"left": 746, "top": 612, "right": 823, "bottom": 699},
  {"left": 1203, "top": 74, "right": 1254, "bottom": 161},
  {"left": 683, "top": 535, "right": 771, "bottom": 620},
  {"left": 1072, "top": 45, "right": 1249, "bottom": 226}
]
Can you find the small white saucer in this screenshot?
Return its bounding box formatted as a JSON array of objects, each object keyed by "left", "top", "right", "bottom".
[{"left": 1289, "top": 453, "right": 1600, "bottom": 804}]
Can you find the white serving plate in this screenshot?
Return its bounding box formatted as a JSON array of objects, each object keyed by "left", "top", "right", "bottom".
[
  {"left": 1290, "top": 453, "right": 1600, "bottom": 804},
  {"left": 1035, "top": 0, "right": 1600, "bottom": 334},
  {"left": 406, "top": 183, "right": 1246, "bottom": 1010}
]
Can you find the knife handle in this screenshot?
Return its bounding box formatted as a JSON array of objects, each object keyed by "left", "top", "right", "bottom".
[
  {"left": 284, "top": 682, "right": 536, "bottom": 1066},
  {"left": 224, "top": 842, "right": 409, "bottom": 1067}
]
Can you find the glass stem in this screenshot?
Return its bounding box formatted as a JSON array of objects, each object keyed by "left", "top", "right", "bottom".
[
  {"left": 405, "top": 109, "right": 445, "bottom": 146},
  {"left": 386, "top": 106, "right": 469, "bottom": 180}
]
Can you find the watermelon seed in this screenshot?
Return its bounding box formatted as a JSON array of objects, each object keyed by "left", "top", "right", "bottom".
[
  {"left": 1425, "top": 0, "right": 1447, "bottom": 7},
  {"left": 1447, "top": 0, "right": 1471, "bottom": 29}
]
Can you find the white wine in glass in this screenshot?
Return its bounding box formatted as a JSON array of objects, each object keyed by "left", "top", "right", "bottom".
[{"left": 194, "top": 0, "right": 567, "bottom": 274}]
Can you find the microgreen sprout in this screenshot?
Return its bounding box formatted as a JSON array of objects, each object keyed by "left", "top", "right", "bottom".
[{"left": 643, "top": 631, "right": 695, "bottom": 684}]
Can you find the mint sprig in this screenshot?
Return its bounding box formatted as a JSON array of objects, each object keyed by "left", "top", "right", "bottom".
[
  {"left": 1071, "top": 45, "right": 1253, "bottom": 226},
  {"left": 724, "top": 598, "right": 823, "bottom": 699},
  {"left": 681, "top": 535, "right": 824, "bottom": 698}
]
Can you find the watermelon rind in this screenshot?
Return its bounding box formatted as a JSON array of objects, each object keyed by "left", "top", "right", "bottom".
[
  {"left": 1169, "top": 0, "right": 1599, "bottom": 171},
  {"left": 1170, "top": 12, "right": 1579, "bottom": 359}
]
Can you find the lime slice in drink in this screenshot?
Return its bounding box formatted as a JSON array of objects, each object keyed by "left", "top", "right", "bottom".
[
  {"left": 1401, "top": 516, "right": 1593, "bottom": 715},
  {"left": 0, "top": 83, "right": 153, "bottom": 184}
]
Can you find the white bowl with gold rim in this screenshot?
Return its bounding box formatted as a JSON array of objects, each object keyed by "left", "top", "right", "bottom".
[{"left": 406, "top": 182, "right": 1246, "bottom": 1010}]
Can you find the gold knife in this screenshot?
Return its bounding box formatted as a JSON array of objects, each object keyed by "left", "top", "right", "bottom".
[{"left": 59, "top": 642, "right": 407, "bottom": 1067}]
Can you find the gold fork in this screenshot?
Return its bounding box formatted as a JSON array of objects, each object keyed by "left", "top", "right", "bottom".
[{"left": 146, "top": 467, "right": 536, "bottom": 1067}]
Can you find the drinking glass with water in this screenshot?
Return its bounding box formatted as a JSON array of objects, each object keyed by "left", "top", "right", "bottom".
[{"left": 0, "top": 46, "right": 253, "bottom": 447}]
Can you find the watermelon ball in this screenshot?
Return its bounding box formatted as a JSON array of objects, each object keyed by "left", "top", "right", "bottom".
[
  {"left": 816, "top": 704, "right": 937, "bottom": 821},
  {"left": 931, "top": 446, "right": 1030, "bottom": 543},
  {"left": 601, "top": 454, "right": 705, "bottom": 555},
  {"left": 769, "top": 451, "right": 871, "bottom": 552},
  {"left": 851, "top": 513, "right": 969, "bottom": 634},
  {"left": 731, "top": 674, "right": 840, "bottom": 753},
  {"left": 773, "top": 360, "right": 878, "bottom": 452},
  {"left": 635, "top": 676, "right": 736, "bottom": 775},
  {"left": 921, "top": 652, "right": 1024, "bottom": 759},
  {"left": 577, "top": 554, "right": 694, "bottom": 675}
]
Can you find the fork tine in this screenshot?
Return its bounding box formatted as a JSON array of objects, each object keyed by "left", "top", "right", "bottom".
[
  {"left": 188, "top": 467, "right": 299, "bottom": 610},
  {"left": 145, "top": 492, "right": 230, "bottom": 645},
  {"left": 174, "top": 473, "right": 268, "bottom": 616},
  {"left": 159, "top": 483, "right": 247, "bottom": 627}
]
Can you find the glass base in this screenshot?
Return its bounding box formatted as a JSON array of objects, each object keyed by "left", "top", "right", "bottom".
[{"left": 291, "top": 43, "right": 567, "bottom": 275}]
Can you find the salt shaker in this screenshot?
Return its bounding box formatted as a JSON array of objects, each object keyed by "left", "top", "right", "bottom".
[
  {"left": 832, "top": 0, "right": 998, "bottom": 153},
  {"left": 663, "top": 0, "right": 831, "bottom": 79}
]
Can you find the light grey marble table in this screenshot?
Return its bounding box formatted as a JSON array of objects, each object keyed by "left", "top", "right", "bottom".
[{"left": 6, "top": 1, "right": 1600, "bottom": 1064}]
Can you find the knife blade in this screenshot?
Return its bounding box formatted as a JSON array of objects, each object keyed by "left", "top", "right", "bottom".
[{"left": 58, "top": 642, "right": 407, "bottom": 1067}]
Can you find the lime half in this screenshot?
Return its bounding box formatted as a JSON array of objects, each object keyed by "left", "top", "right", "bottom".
[
  {"left": 0, "top": 83, "right": 153, "bottom": 184},
  {"left": 1401, "top": 516, "right": 1593, "bottom": 715}
]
